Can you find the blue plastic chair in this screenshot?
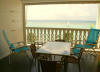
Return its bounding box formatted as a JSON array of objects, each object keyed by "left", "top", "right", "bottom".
[
  {"left": 2, "top": 30, "right": 29, "bottom": 53},
  {"left": 73, "top": 29, "right": 100, "bottom": 54}
]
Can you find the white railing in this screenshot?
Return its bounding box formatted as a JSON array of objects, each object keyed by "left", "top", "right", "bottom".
[{"left": 26, "top": 27, "right": 100, "bottom": 48}]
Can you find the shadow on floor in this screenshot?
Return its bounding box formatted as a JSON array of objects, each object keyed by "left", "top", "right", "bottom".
[
  {"left": 0, "top": 50, "right": 33, "bottom": 72},
  {"left": 0, "top": 51, "right": 98, "bottom": 72},
  {"left": 31, "top": 53, "right": 98, "bottom": 72}
]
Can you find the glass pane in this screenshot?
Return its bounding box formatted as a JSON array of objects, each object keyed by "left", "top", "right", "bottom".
[{"left": 25, "top": 4, "right": 98, "bottom": 29}]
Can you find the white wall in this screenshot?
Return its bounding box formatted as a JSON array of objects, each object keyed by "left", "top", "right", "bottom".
[
  {"left": 0, "top": 0, "right": 99, "bottom": 42},
  {"left": 0, "top": 0, "right": 23, "bottom": 43},
  {"left": 0, "top": 0, "right": 100, "bottom": 59},
  {"left": 0, "top": 0, "right": 23, "bottom": 59}
]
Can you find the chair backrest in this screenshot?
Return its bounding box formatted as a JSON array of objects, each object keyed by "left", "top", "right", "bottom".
[
  {"left": 2, "top": 30, "right": 10, "bottom": 46},
  {"left": 2, "top": 30, "right": 15, "bottom": 49},
  {"left": 30, "top": 44, "right": 36, "bottom": 57},
  {"left": 0, "top": 30, "right": 10, "bottom": 59},
  {"left": 86, "top": 29, "right": 100, "bottom": 45},
  {"left": 78, "top": 48, "right": 84, "bottom": 60}
]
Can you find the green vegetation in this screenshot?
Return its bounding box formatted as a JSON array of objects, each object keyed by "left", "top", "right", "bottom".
[
  {"left": 65, "top": 32, "right": 71, "bottom": 42},
  {"left": 26, "top": 32, "right": 72, "bottom": 43},
  {"left": 27, "top": 33, "right": 35, "bottom": 43}
]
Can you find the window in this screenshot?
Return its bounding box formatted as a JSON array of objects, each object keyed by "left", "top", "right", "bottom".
[{"left": 25, "top": 4, "right": 98, "bottom": 29}]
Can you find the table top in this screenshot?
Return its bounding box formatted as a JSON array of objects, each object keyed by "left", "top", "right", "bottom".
[{"left": 36, "top": 42, "right": 71, "bottom": 56}]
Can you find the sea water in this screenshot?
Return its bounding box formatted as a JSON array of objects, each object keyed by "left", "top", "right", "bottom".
[{"left": 26, "top": 20, "right": 96, "bottom": 29}]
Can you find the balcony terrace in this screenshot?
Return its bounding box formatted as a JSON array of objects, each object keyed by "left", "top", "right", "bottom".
[
  {"left": 0, "top": 0, "right": 100, "bottom": 72},
  {"left": 25, "top": 27, "right": 100, "bottom": 48}
]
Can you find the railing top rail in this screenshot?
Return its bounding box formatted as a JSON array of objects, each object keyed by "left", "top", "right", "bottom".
[{"left": 25, "top": 27, "right": 89, "bottom": 31}]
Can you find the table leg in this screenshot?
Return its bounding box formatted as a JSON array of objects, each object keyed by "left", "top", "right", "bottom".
[
  {"left": 64, "top": 57, "right": 67, "bottom": 72},
  {"left": 37, "top": 54, "right": 40, "bottom": 72},
  {"left": 38, "top": 60, "right": 40, "bottom": 72}
]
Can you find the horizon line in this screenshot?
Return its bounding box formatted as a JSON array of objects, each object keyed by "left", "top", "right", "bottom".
[{"left": 27, "top": 20, "right": 96, "bottom": 22}]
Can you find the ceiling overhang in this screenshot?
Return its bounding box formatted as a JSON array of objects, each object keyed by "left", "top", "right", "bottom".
[{"left": 21, "top": 0, "right": 100, "bottom": 4}]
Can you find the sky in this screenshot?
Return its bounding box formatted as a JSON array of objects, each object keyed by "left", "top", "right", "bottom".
[{"left": 26, "top": 4, "right": 98, "bottom": 21}]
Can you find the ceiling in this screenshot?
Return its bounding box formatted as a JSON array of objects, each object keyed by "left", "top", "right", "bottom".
[{"left": 21, "top": 0, "right": 100, "bottom": 4}]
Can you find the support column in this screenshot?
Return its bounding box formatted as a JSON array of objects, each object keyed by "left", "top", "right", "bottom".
[{"left": 96, "top": 5, "right": 100, "bottom": 29}]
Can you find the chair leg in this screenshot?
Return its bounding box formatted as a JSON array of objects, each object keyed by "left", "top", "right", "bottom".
[
  {"left": 64, "top": 57, "right": 68, "bottom": 72},
  {"left": 34, "top": 57, "right": 37, "bottom": 68},
  {"left": 9, "top": 51, "right": 13, "bottom": 64},
  {"left": 38, "top": 59, "right": 40, "bottom": 72},
  {"left": 8, "top": 54, "right": 11, "bottom": 64},
  {"left": 78, "top": 63, "right": 81, "bottom": 72},
  {"left": 33, "top": 57, "right": 38, "bottom": 72}
]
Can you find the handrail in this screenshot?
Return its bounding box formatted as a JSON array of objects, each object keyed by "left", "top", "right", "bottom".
[{"left": 25, "top": 27, "right": 93, "bottom": 48}]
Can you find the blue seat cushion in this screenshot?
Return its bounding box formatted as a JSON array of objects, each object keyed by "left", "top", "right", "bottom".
[
  {"left": 72, "top": 44, "right": 93, "bottom": 56},
  {"left": 12, "top": 48, "right": 20, "bottom": 53},
  {"left": 12, "top": 46, "right": 29, "bottom": 53},
  {"left": 22, "top": 46, "right": 29, "bottom": 51},
  {"left": 73, "top": 48, "right": 80, "bottom": 53},
  {"left": 72, "top": 48, "right": 81, "bottom": 56},
  {"left": 74, "top": 44, "right": 93, "bottom": 48}
]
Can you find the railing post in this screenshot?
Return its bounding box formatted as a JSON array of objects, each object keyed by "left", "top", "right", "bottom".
[{"left": 25, "top": 27, "right": 89, "bottom": 47}]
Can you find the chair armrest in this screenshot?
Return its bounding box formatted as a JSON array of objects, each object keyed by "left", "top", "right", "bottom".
[
  {"left": 11, "top": 41, "right": 26, "bottom": 47},
  {"left": 11, "top": 45, "right": 29, "bottom": 50},
  {"left": 87, "top": 44, "right": 96, "bottom": 46}
]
